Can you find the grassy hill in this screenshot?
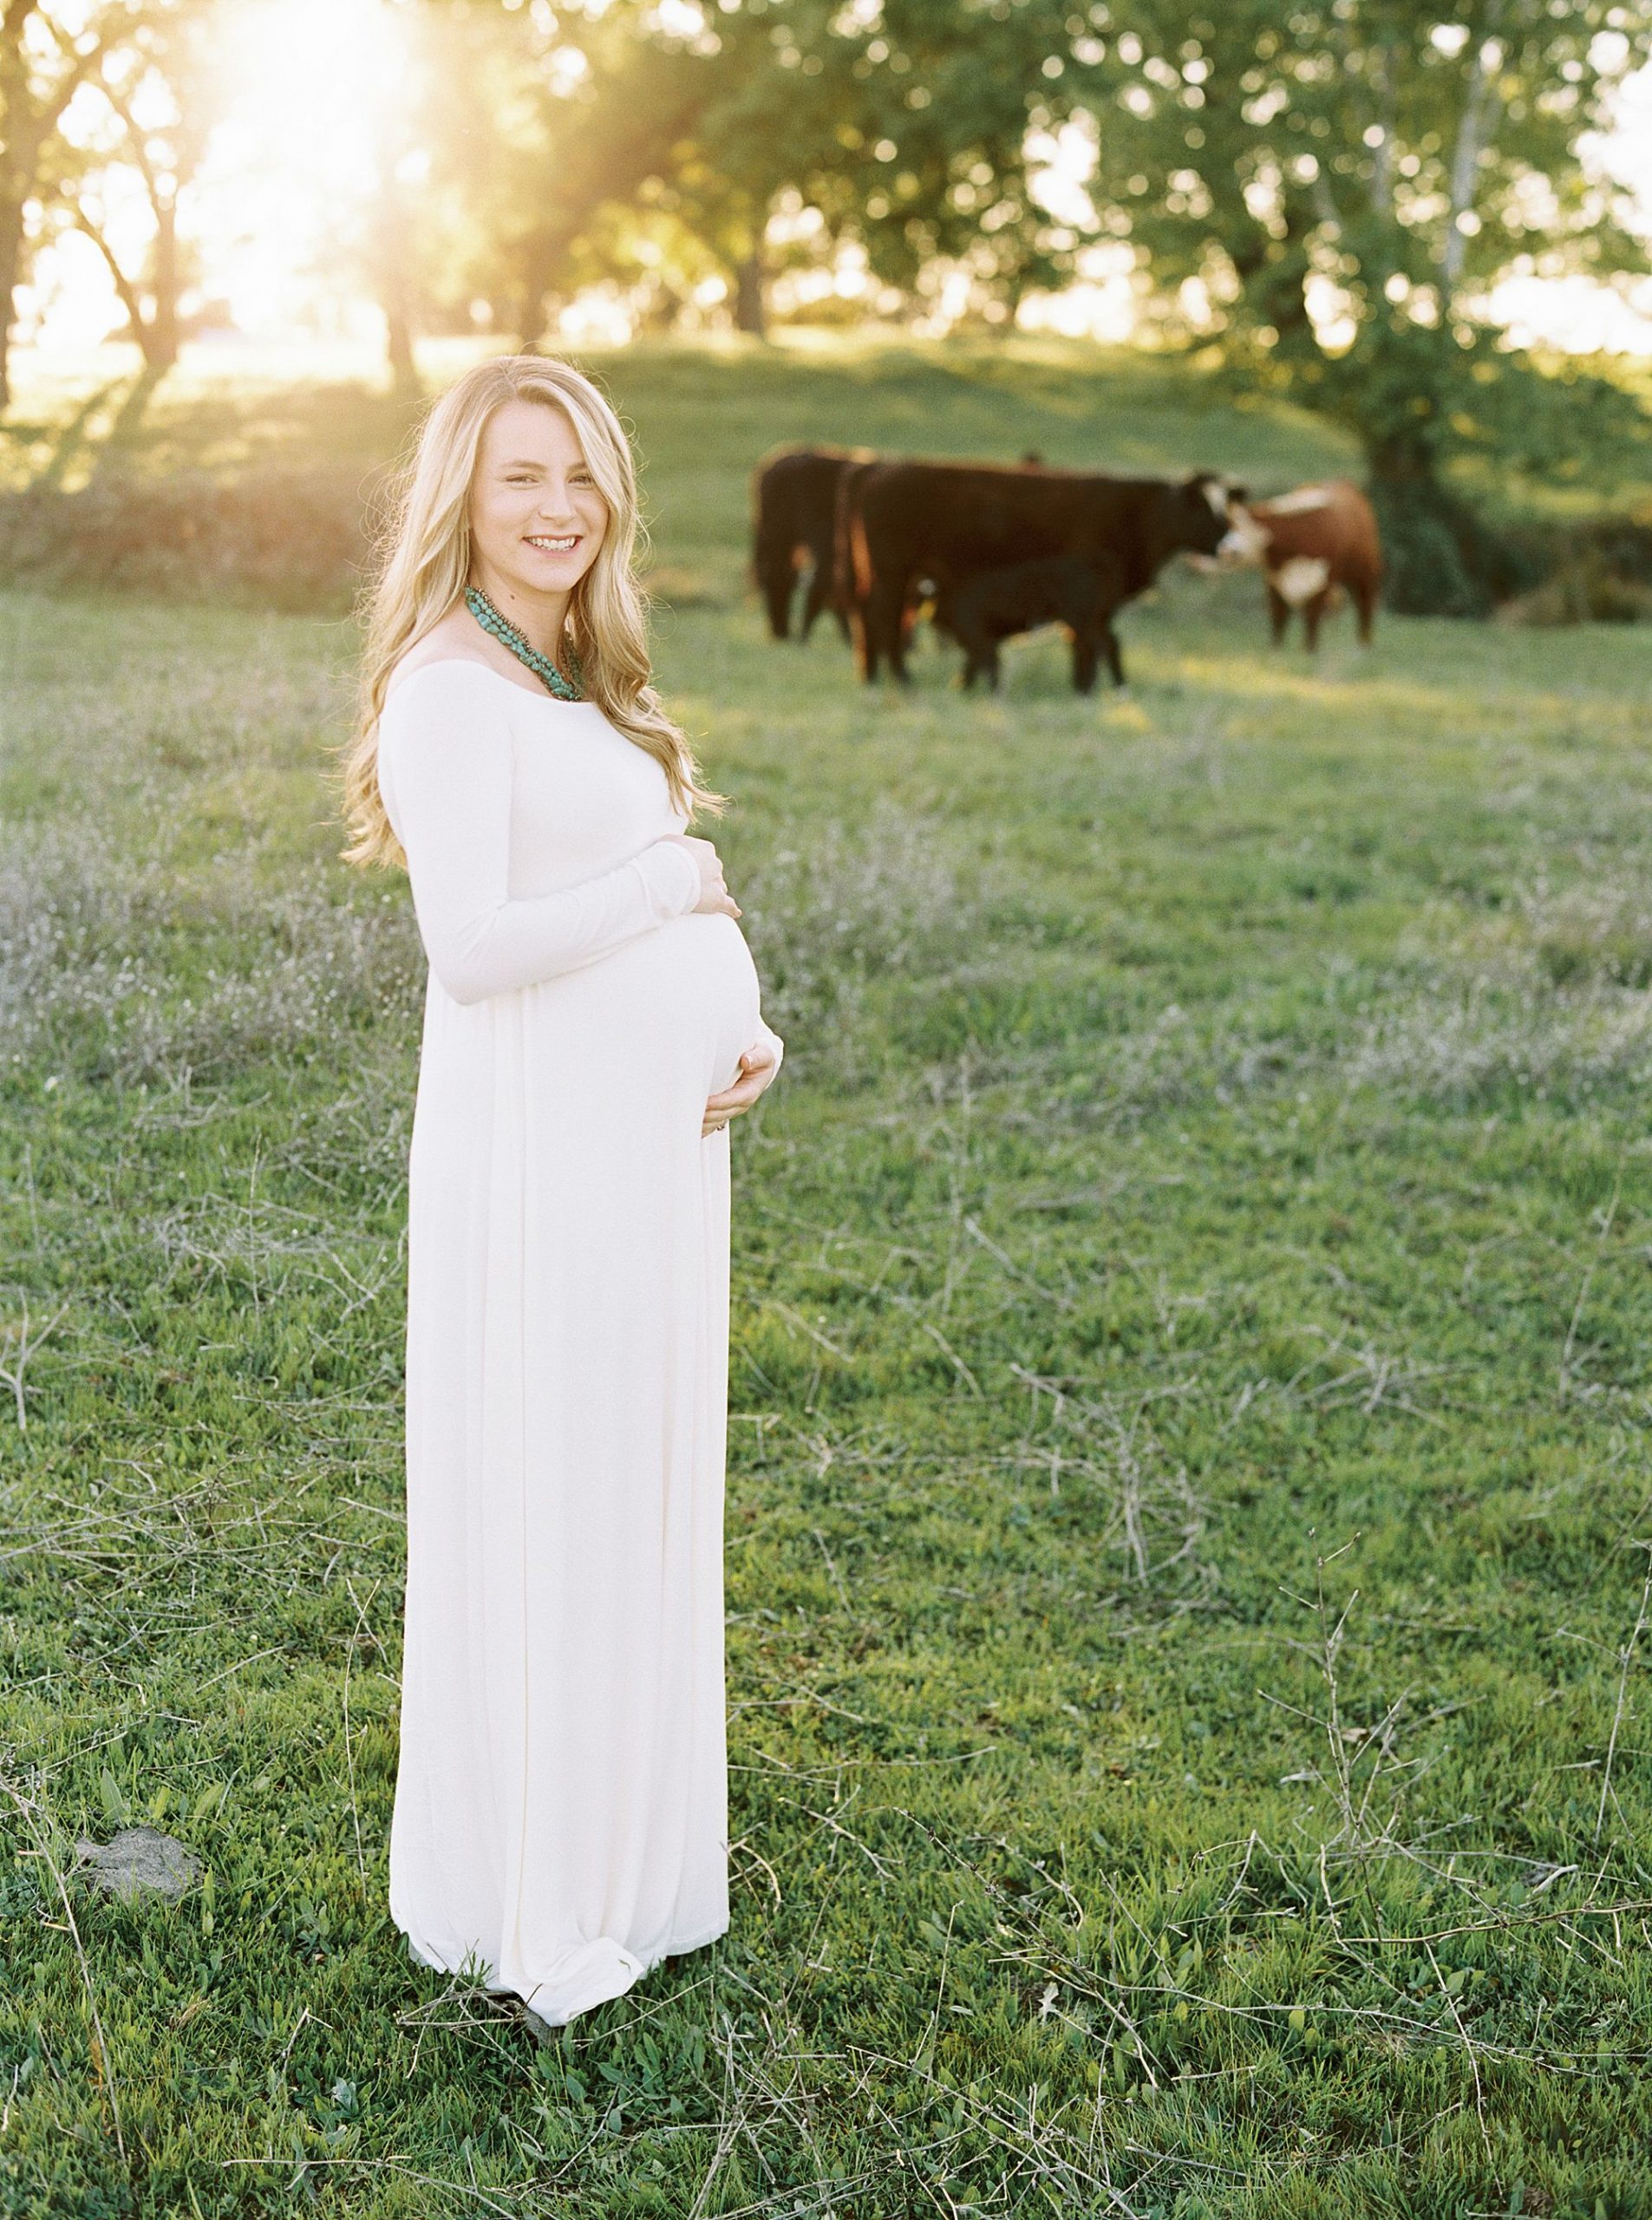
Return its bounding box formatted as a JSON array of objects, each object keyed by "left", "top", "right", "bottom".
[
  {"left": 3, "top": 339, "right": 1652, "bottom": 2217},
  {"left": 0, "top": 334, "right": 1358, "bottom": 611}
]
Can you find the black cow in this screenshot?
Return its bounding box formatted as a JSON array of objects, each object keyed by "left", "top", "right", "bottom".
[
  {"left": 845, "top": 460, "right": 1244, "bottom": 686},
  {"left": 934, "top": 557, "right": 1113, "bottom": 692},
  {"left": 751, "top": 444, "right": 871, "bottom": 641}
]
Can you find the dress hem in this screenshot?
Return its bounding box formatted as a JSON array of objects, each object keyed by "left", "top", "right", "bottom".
[{"left": 395, "top": 1915, "right": 730, "bottom": 2028}]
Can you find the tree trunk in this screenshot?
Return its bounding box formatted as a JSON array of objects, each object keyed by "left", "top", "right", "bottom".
[
  {"left": 514, "top": 232, "right": 563, "bottom": 351},
  {"left": 382, "top": 291, "right": 416, "bottom": 392},
  {"left": 733, "top": 252, "right": 767, "bottom": 337},
  {"left": 0, "top": 1, "right": 108, "bottom": 415},
  {"left": 369, "top": 152, "right": 419, "bottom": 391},
  {"left": 142, "top": 201, "right": 180, "bottom": 373},
  {"left": 1365, "top": 428, "right": 1439, "bottom": 493},
  {"left": 0, "top": 191, "right": 23, "bottom": 415}
]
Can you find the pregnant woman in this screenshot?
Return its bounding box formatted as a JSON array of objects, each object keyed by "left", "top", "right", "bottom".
[{"left": 338, "top": 355, "right": 783, "bottom": 2027}]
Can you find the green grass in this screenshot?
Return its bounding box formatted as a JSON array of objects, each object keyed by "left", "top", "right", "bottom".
[{"left": 5, "top": 341, "right": 1652, "bottom": 2217}]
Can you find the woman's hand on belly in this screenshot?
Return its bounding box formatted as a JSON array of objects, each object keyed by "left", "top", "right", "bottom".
[
  {"left": 702, "top": 1032, "right": 783, "bottom": 1136},
  {"left": 662, "top": 833, "right": 741, "bottom": 919}
]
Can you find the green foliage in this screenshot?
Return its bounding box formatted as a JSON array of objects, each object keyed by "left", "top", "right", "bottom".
[
  {"left": 4, "top": 348, "right": 1652, "bottom": 2212},
  {"left": 1079, "top": 0, "right": 1652, "bottom": 479},
  {"left": 409, "top": 0, "right": 1090, "bottom": 338}
]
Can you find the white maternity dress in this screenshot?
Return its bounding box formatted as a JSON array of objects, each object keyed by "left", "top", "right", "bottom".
[{"left": 375, "top": 656, "right": 781, "bottom": 2026}]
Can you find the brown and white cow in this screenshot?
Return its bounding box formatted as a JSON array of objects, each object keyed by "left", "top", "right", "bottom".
[{"left": 1214, "top": 477, "right": 1383, "bottom": 650}]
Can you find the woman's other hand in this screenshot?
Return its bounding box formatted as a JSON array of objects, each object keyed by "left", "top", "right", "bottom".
[
  {"left": 665, "top": 834, "right": 740, "bottom": 919},
  {"left": 702, "top": 1037, "right": 781, "bottom": 1136}
]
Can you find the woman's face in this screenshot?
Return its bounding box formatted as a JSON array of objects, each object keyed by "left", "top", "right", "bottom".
[{"left": 468, "top": 397, "right": 609, "bottom": 606}]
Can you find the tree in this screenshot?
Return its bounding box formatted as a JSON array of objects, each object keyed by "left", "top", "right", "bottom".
[
  {"left": 1068, "top": 0, "right": 1652, "bottom": 501},
  {"left": 51, "top": 0, "right": 213, "bottom": 375},
  {"left": 798, "top": 0, "right": 1082, "bottom": 321},
  {"left": 445, "top": 0, "right": 1090, "bottom": 339},
  {"left": 414, "top": 2, "right": 715, "bottom": 348},
  {"left": 0, "top": 0, "right": 137, "bottom": 410},
  {"left": 661, "top": 0, "right": 1087, "bottom": 330}
]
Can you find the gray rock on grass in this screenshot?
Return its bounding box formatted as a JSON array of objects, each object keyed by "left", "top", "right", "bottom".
[{"left": 73, "top": 1825, "right": 201, "bottom": 1903}]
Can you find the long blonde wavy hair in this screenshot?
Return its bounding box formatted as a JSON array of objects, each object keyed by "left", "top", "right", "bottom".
[{"left": 339, "top": 354, "right": 721, "bottom": 871}]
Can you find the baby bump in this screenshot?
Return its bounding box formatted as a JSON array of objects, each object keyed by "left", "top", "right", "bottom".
[
  {"left": 662, "top": 912, "right": 765, "bottom": 1090},
  {"left": 570, "top": 910, "right": 762, "bottom": 1094}
]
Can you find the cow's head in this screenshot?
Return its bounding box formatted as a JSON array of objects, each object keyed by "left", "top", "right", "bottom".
[
  {"left": 1151, "top": 472, "right": 1249, "bottom": 571},
  {"left": 1208, "top": 482, "right": 1336, "bottom": 569},
  {"left": 1209, "top": 502, "right": 1272, "bottom": 569}
]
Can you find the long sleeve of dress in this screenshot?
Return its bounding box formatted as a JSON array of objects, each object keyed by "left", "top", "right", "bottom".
[{"left": 376, "top": 665, "right": 703, "bottom": 1007}]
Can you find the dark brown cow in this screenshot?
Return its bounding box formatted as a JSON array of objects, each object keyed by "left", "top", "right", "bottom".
[
  {"left": 1215, "top": 477, "right": 1383, "bottom": 649},
  {"left": 751, "top": 444, "right": 872, "bottom": 641},
  {"left": 845, "top": 460, "right": 1244, "bottom": 687}
]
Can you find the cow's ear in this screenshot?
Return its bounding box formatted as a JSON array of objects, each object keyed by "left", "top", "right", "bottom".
[{"left": 1227, "top": 482, "right": 1249, "bottom": 506}]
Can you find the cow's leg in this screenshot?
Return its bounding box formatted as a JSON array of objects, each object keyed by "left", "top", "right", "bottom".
[
  {"left": 984, "top": 643, "right": 1002, "bottom": 692},
  {"left": 760, "top": 553, "right": 796, "bottom": 640},
  {"left": 868, "top": 577, "right": 911, "bottom": 683},
  {"left": 1352, "top": 577, "right": 1377, "bottom": 645},
  {"left": 800, "top": 559, "right": 830, "bottom": 640},
  {"left": 800, "top": 527, "right": 839, "bottom": 641},
  {"left": 1303, "top": 591, "right": 1329, "bottom": 652},
  {"left": 1267, "top": 584, "right": 1290, "bottom": 645},
  {"left": 850, "top": 600, "right": 878, "bottom": 682},
  {"left": 1101, "top": 624, "right": 1126, "bottom": 689}
]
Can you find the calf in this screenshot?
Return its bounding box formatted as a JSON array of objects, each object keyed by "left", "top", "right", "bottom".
[
  {"left": 934, "top": 557, "right": 1111, "bottom": 692},
  {"left": 1216, "top": 477, "right": 1382, "bottom": 649},
  {"left": 845, "top": 459, "right": 1243, "bottom": 686},
  {"left": 751, "top": 444, "right": 871, "bottom": 641}
]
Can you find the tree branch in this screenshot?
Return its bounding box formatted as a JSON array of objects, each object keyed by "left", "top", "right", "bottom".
[
  {"left": 1441, "top": 3, "right": 1505, "bottom": 288},
  {"left": 1367, "top": 43, "right": 1395, "bottom": 218},
  {"left": 2, "top": 0, "right": 41, "bottom": 51},
  {"left": 95, "top": 77, "right": 162, "bottom": 207},
  {"left": 73, "top": 208, "right": 148, "bottom": 337}
]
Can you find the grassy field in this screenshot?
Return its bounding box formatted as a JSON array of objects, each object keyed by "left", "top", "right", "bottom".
[{"left": 5, "top": 340, "right": 1652, "bottom": 2217}]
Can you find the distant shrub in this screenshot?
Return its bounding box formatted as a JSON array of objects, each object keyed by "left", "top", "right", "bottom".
[
  {"left": 1374, "top": 500, "right": 1491, "bottom": 618},
  {"left": 1496, "top": 520, "right": 1652, "bottom": 626},
  {"left": 1370, "top": 479, "right": 1652, "bottom": 624},
  {"left": 1369, "top": 479, "right": 1551, "bottom": 618},
  {"left": 0, "top": 467, "right": 379, "bottom": 613}
]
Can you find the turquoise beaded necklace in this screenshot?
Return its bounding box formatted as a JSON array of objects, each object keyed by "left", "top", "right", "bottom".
[{"left": 464, "top": 584, "right": 584, "bottom": 702}]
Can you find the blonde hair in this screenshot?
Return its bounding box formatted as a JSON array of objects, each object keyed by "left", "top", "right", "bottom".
[{"left": 339, "top": 354, "right": 721, "bottom": 870}]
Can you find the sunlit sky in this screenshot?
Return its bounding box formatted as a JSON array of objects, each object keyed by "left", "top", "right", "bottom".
[{"left": 16, "top": 0, "right": 1652, "bottom": 368}]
